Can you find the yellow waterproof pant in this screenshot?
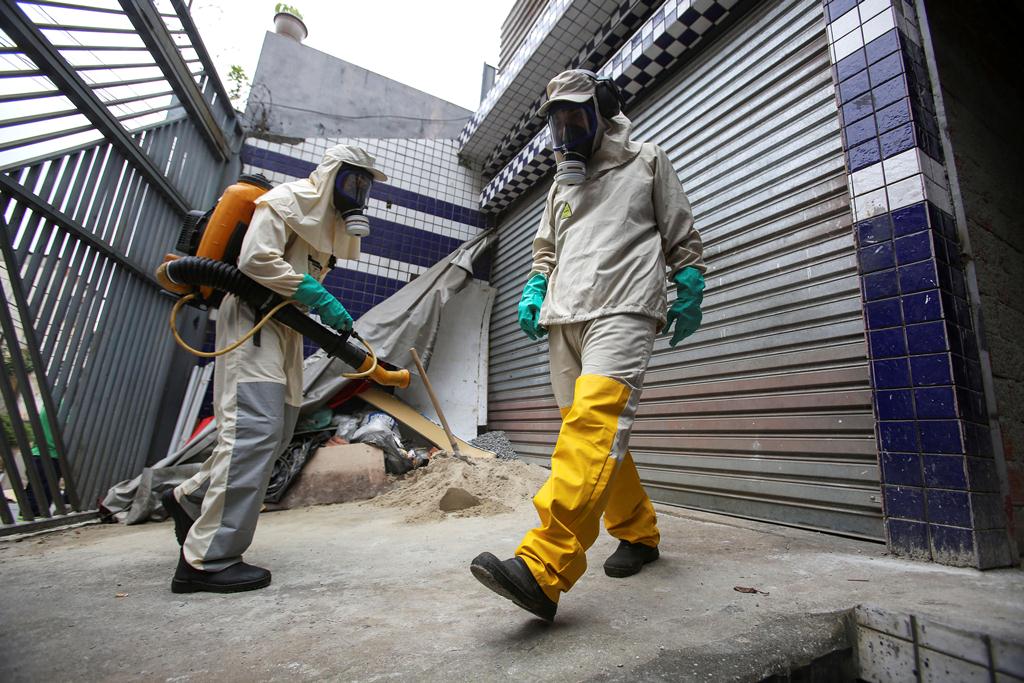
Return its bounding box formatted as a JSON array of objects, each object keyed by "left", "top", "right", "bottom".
[{"left": 516, "top": 314, "right": 660, "bottom": 602}]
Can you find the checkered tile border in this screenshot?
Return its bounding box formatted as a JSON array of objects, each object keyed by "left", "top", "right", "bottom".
[
  {"left": 480, "top": 0, "right": 663, "bottom": 178},
  {"left": 456, "top": 0, "right": 574, "bottom": 149},
  {"left": 480, "top": 0, "right": 740, "bottom": 213},
  {"left": 822, "top": 0, "right": 1012, "bottom": 567}
]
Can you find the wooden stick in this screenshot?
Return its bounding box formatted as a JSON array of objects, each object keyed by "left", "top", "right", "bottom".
[{"left": 408, "top": 347, "right": 461, "bottom": 456}]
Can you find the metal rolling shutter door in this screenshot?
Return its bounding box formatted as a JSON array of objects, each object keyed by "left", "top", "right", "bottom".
[{"left": 488, "top": 0, "right": 882, "bottom": 539}]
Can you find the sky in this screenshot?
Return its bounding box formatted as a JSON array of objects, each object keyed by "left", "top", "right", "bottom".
[{"left": 188, "top": 0, "right": 518, "bottom": 112}]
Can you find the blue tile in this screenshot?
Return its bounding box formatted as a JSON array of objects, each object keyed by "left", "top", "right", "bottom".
[
  {"left": 898, "top": 261, "right": 938, "bottom": 294},
  {"left": 842, "top": 92, "right": 875, "bottom": 128},
  {"left": 880, "top": 122, "right": 917, "bottom": 159},
  {"left": 887, "top": 519, "right": 929, "bottom": 556},
  {"left": 866, "top": 298, "right": 902, "bottom": 329},
  {"left": 926, "top": 489, "right": 971, "bottom": 527},
  {"left": 875, "top": 98, "right": 912, "bottom": 135},
  {"left": 930, "top": 524, "right": 975, "bottom": 561},
  {"left": 895, "top": 232, "right": 933, "bottom": 265},
  {"left": 914, "top": 387, "right": 957, "bottom": 419},
  {"left": 882, "top": 452, "right": 922, "bottom": 486},
  {"left": 865, "top": 28, "right": 900, "bottom": 65},
  {"left": 870, "top": 328, "right": 907, "bottom": 358},
  {"left": 969, "top": 493, "right": 1004, "bottom": 530},
  {"left": 956, "top": 387, "right": 985, "bottom": 424},
  {"left": 873, "top": 358, "right": 911, "bottom": 389},
  {"left": 892, "top": 202, "right": 929, "bottom": 236},
  {"left": 859, "top": 242, "right": 894, "bottom": 273},
  {"left": 880, "top": 421, "right": 918, "bottom": 452},
  {"left": 966, "top": 457, "right": 999, "bottom": 492},
  {"left": 845, "top": 114, "right": 878, "bottom": 148},
  {"left": 863, "top": 269, "right": 899, "bottom": 300},
  {"left": 848, "top": 138, "right": 881, "bottom": 171},
  {"left": 910, "top": 353, "right": 952, "bottom": 386},
  {"left": 873, "top": 74, "right": 909, "bottom": 110},
  {"left": 827, "top": 0, "right": 858, "bottom": 23},
  {"left": 963, "top": 421, "right": 993, "bottom": 458},
  {"left": 840, "top": 70, "right": 872, "bottom": 104},
  {"left": 836, "top": 47, "right": 867, "bottom": 82},
  {"left": 902, "top": 290, "right": 942, "bottom": 324},
  {"left": 924, "top": 454, "right": 967, "bottom": 489},
  {"left": 885, "top": 484, "right": 925, "bottom": 520},
  {"left": 856, "top": 214, "right": 893, "bottom": 245},
  {"left": 877, "top": 389, "right": 915, "bottom": 420},
  {"left": 868, "top": 51, "right": 905, "bottom": 87},
  {"left": 918, "top": 420, "right": 963, "bottom": 454},
  {"left": 906, "top": 321, "right": 948, "bottom": 354}
]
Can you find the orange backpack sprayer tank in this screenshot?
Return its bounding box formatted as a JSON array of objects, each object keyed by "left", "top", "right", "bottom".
[
  {"left": 168, "top": 173, "right": 274, "bottom": 305},
  {"left": 155, "top": 174, "right": 410, "bottom": 389}
]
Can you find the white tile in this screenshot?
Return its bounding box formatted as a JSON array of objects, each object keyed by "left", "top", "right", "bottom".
[
  {"left": 832, "top": 28, "right": 864, "bottom": 62},
  {"left": 858, "top": 0, "right": 892, "bottom": 24},
  {"left": 886, "top": 173, "right": 925, "bottom": 210},
  {"left": 924, "top": 177, "right": 952, "bottom": 214},
  {"left": 882, "top": 148, "right": 921, "bottom": 184},
  {"left": 862, "top": 8, "right": 896, "bottom": 44},
  {"left": 828, "top": 7, "right": 861, "bottom": 44},
  {"left": 852, "top": 162, "right": 886, "bottom": 196},
  {"left": 854, "top": 187, "right": 889, "bottom": 221}
]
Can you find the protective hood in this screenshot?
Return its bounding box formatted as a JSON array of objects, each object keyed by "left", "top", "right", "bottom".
[
  {"left": 255, "top": 144, "right": 387, "bottom": 258},
  {"left": 587, "top": 111, "right": 642, "bottom": 177}
]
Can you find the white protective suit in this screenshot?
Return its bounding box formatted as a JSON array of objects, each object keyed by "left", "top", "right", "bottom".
[
  {"left": 173, "top": 144, "right": 386, "bottom": 572},
  {"left": 515, "top": 101, "right": 706, "bottom": 602}
]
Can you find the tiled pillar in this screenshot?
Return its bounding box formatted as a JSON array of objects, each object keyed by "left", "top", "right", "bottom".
[{"left": 821, "top": 0, "right": 1014, "bottom": 567}]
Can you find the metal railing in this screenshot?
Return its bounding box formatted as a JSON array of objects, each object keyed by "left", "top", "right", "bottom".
[{"left": 0, "top": 0, "right": 239, "bottom": 533}]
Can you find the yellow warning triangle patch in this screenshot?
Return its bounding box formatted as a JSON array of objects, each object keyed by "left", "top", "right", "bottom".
[{"left": 560, "top": 203, "right": 572, "bottom": 220}]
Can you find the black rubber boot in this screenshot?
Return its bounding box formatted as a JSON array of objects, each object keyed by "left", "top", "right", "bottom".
[
  {"left": 603, "top": 540, "right": 660, "bottom": 578},
  {"left": 470, "top": 552, "right": 557, "bottom": 622},
  {"left": 171, "top": 553, "right": 272, "bottom": 594},
  {"left": 161, "top": 488, "right": 196, "bottom": 546}
]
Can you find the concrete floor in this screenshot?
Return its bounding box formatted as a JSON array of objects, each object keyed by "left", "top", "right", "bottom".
[{"left": 1, "top": 500, "right": 1021, "bottom": 682}]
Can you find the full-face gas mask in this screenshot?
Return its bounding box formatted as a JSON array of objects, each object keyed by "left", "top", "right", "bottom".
[
  {"left": 333, "top": 165, "right": 375, "bottom": 237},
  {"left": 544, "top": 71, "right": 623, "bottom": 186},
  {"left": 548, "top": 100, "right": 600, "bottom": 186}
]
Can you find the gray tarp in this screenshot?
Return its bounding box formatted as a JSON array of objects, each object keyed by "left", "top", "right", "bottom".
[{"left": 101, "top": 229, "right": 496, "bottom": 522}]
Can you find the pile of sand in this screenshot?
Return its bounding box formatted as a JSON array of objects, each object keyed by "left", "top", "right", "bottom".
[{"left": 364, "top": 454, "right": 549, "bottom": 523}]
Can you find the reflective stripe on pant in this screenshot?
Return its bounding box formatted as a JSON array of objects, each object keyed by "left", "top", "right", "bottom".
[
  {"left": 516, "top": 314, "right": 659, "bottom": 601},
  {"left": 175, "top": 294, "right": 302, "bottom": 572}
]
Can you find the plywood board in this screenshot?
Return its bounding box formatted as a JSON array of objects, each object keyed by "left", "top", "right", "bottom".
[{"left": 360, "top": 388, "right": 494, "bottom": 459}]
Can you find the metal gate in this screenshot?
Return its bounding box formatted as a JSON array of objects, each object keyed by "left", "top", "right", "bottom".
[
  {"left": 0, "top": 0, "right": 240, "bottom": 532},
  {"left": 487, "top": 0, "right": 882, "bottom": 539}
]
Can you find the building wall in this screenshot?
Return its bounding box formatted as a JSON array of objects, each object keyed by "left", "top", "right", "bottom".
[
  {"left": 240, "top": 135, "right": 487, "bottom": 355},
  {"left": 923, "top": 0, "right": 1024, "bottom": 555}
]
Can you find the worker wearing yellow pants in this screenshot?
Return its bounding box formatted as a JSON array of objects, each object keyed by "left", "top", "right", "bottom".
[
  {"left": 517, "top": 314, "right": 660, "bottom": 602},
  {"left": 470, "top": 69, "right": 705, "bottom": 622}
]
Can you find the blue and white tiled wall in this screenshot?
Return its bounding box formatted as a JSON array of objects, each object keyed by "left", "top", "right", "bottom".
[
  {"left": 240, "top": 136, "right": 488, "bottom": 356},
  {"left": 823, "top": 0, "right": 1013, "bottom": 567}
]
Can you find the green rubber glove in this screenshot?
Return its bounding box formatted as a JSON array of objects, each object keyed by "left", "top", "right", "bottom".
[
  {"left": 665, "top": 266, "right": 705, "bottom": 347},
  {"left": 518, "top": 273, "right": 548, "bottom": 341},
  {"left": 293, "top": 273, "right": 353, "bottom": 333}
]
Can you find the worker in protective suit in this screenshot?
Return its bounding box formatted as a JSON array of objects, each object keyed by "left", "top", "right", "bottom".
[
  {"left": 471, "top": 70, "right": 706, "bottom": 621},
  {"left": 160, "top": 144, "right": 387, "bottom": 594}
]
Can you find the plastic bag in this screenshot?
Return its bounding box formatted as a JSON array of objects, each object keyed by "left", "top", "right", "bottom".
[{"left": 351, "top": 411, "right": 411, "bottom": 475}]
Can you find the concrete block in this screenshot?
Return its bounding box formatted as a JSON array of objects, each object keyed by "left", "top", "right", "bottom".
[
  {"left": 277, "top": 444, "right": 387, "bottom": 509},
  {"left": 855, "top": 604, "right": 913, "bottom": 640},
  {"left": 993, "top": 636, "right": 1024, "bottom": 679},
  {"left": 920, "top": 648, "right": 989, "bottom": 683},
  {"left": 855, "top": 626, "right": 917, "bottom": 683},
  {"left": 916, "top": 617, "right": 988, "bottom": 667}
]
